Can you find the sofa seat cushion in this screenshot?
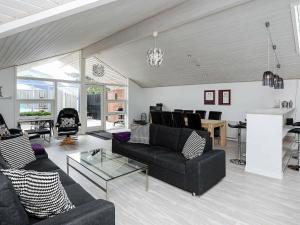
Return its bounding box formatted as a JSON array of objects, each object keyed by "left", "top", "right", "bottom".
[
  {"left": 23, "top": 158, "right": 59, "bottom": 172},
  {"left": 153, "top": 152, "right": 187, "bottom": 174},
  {"left": 64, "top": 183, "right": 95, "bottom": 207},
  {"left": 116, "top": 142, "right": 154, "bottom": 163}
]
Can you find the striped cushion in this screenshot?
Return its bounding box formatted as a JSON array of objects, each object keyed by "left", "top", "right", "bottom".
[
  {"left": 1, "top": 169, "right": 75, "bottom": 218},
  {"left": 182, "top": 131, "right": 206, "bottom": 159},
  {"left": 0, "top": 135, "right": 36, "bottom": 169}
]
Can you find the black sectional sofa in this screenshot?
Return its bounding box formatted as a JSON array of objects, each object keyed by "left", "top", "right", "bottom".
[
  {"left": 0, "top": 152, "right": 115, "bottom": 225},
  {"left": 112, "top": 124, "right": 226, "bottom": 196}
]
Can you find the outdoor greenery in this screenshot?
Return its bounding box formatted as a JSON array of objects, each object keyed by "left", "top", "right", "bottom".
[{"left": 20, "top": 110, "right": 52, "bottom": 117}]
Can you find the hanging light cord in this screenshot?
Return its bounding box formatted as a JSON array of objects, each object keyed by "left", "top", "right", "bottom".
[{"left": 265, "top": 22, "right": 281, "bottom": 69}]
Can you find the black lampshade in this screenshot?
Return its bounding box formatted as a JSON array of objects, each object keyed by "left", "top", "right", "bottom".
[
  {"left": 277, "top": 77, "right": 284, "bottom": 89},
  {"left": 262, "top": 71, "right": 274, "bottom": 87},
  {"left": 273, "top": 74, "right": 279, "bottom": 89}
]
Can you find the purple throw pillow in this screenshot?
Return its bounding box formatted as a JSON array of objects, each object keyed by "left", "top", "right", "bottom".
[
  {"left": 113, "top": 132, "right": 131, "bottom": 142},
  {"left": 31, "top": 143, "right": 46, "bottom": 155}
]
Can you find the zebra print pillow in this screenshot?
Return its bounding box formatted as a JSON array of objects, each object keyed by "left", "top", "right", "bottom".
[
  {"left": 182, "top": 131, "right": 206, "bottom": 160},
  {"left": 0, "top": 135, "right": 36, "bottom": 169},
  {"left": 1, "top": 169, "right": 75, "bottom": 218}
]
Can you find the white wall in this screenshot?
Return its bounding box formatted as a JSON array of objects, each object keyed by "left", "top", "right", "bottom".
[
  {"left": 143, "top": 81, "right": 276, "bottom": 122},
  {"left": 0, "top": 67, "right": 16, "bottom": 128},
  {"left": 128, "top": 79, "right": 147, "bottom": 124}
]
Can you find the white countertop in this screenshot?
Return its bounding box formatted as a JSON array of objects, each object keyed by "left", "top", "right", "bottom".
[{"left": 247, "top": 108, "right": 295, "bottom": 115}]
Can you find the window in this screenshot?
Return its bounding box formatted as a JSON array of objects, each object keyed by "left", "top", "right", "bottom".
[
  {"left": 106, "top": 86, "right": 127, "bottom": 130},
  {"left": 57, "top": 83, "right": 80, "bottom": 113},
  {"left": 17, "top": 52, "right": 80, "bottom": 81},
  {"left": 292, "top": 2, "right": 300, "bottom": 53},
  {"left": 17, "top": 80, "right": 55, "bottom": 119},
  {"left": 16, "top": 51, "right": 81, "bottom": 121}
]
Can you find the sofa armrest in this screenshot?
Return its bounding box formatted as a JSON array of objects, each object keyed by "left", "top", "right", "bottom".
[
  {"left": 186, "top": 150, "right": 225, "bottom": 195},
  {"left": 35, "top": 200, "right": 115, "bottom": 225}
]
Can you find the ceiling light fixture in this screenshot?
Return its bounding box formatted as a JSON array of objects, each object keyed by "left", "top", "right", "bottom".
[
  {"left": 262, "top": 22, "right": 284, "bottom": 89},
  {"left": 147, "top": 31, "right": 164, "bottom": 67}
]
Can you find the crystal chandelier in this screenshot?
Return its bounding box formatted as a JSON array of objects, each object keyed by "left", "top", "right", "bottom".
[{"left": 147, "top": 31, "right": 164, "bottom": 67}]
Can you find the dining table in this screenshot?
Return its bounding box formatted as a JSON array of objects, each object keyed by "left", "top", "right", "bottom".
[{"left": 201, "top": 119, "right": 227, "bottom": 148}]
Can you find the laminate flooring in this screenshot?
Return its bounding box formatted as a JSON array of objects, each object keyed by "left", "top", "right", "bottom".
[{"left": 42, "top": 135, "right": 300, "bottom": 225}]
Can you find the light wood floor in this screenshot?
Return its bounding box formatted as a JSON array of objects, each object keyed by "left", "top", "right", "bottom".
[{"left": 40, "top": 135, "right": 300, "bottom": 225}]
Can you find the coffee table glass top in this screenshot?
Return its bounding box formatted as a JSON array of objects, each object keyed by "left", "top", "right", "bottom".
[{"left": 67, "top": 149, "right": 147, "bottom": 181}]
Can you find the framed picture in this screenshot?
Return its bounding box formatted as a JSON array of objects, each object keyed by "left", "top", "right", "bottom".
[
  {"left": 218, "top": 89, "right": 231, "bottom": 105},
  {"left": 204, "top": 90, "right": 215, "bottom": 105}
]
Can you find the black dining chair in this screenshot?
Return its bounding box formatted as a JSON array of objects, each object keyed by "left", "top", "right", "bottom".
[
  {"left": 150, "top": 111, "right": 162, "bottom": 125},
  {"left": 195, "top": 110, "right": 206, "bottom": 119},
  {"left": 174, "top": 109, "right": 183, "bottom": 113},
  {"left": 208, "top": 111, "right": 222, "bottom": 138},
  {"left": 172, "top": 112, "right": 185, "bottom": 128},
  {"left": 186, "top": 113, "right": 204, "bottom": 130},
  {"left": 161, "top": 111, "right": 173, "bottom": 127}
]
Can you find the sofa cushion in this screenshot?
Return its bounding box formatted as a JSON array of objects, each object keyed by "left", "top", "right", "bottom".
[
  {"left": 0, "top": 135, "right": 36, "bottom": 169},
  {"left": 23, "top": 158, "right": 59, "bottom": 172},
  {"left": 150, "top": 124, "right": 181, "bottom": 152},
  {"left": 64, "top": 183, "right": 95, "bottom": 207},
  {"left": 178, "top": 128, "right": 212, "bottom": 153},
  {"left": 129, "top": 124, "right": 149, "bottom": 144},
  {"left": 0, "top": 173, "right": 29, "bottom": 225},
  {"left": 1, "top": 169, "right": 75, "bottom": 218},
  {"left": 116, "top": 142, "right": 154, "bottom": 164},
  {"left": 153, "top": 152, "right": 187, "bottom": 174},
  {"left": 182, "top": 131, "right": 206, "bottom": 160}
]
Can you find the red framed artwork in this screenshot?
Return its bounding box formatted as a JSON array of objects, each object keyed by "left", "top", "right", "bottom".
[
  {"left": 204, "top": 90, "right": 215, "bottom": 105},
  {"left": 218, "top": 89, "right": 231, "bottom": 105}
]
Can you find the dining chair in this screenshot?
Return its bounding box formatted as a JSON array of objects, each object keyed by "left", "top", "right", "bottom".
[
  {"left": 186, "top": 113, "right": 204, "bottom": 130},
  {"left": 172, "top": 112, "right": 185, "bottom": 128},
  {"left": 195, "top": 110, "right": 206, "bottom": 119},
  {"left": 161, "top": 111, "right": 173, "bottom": 127},
  {"left": 150, "top": 111, "right": 162, "bottom": 125},
  {"left": 174, "top": 109, "right": 183, "bottom": 113}
]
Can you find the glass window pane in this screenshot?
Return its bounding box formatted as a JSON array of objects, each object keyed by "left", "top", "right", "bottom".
[
  {"left": 19, "top": 103, "right": 53, "bottom": 117},
  {"left": 57, "top": 83, "right": 80, "bottom": 113},
  {"left": 107, "top": 101, "right": 125, "bottom": 113},
  {"left": 106, "top": 86, "right": 126, "bottom": 100},
  {"left": 17, "top": 80, "right": 55, "bottom": 100},
  {"left": 17, "top": 52, "right": 80, "bottom": 81},
  {"left": 106, "top": 115, "right": 125, "bottom": 130}
]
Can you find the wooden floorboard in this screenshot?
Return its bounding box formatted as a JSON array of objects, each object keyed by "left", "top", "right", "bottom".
[{"left": 41, "top": 135, "right": 300, "bottom": 225}]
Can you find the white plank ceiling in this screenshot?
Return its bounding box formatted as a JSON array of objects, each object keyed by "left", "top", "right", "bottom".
[
  {"left": 0, "top": 0, "right": 184, "bottom": 70},
  {"left": 96, "top": 0, "right": 300, "bottom": 87},
  {"left": 0, "top": 0, "right": 75, "bottom": 24}
]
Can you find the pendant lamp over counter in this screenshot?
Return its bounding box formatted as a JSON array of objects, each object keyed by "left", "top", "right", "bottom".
[{"left": 262, "top": 22, "right": 284, "bottom": 89}]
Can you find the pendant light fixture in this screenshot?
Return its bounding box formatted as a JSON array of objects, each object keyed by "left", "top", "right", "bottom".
[
  {"left": 147, "top": 31, "right": 164, "bottom": 67},
  {"left": 262, "top": 22, "right": 284, "bottom": 89}
]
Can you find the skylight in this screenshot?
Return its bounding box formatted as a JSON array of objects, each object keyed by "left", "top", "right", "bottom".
[{"left": 291, "top": 2, "right": 300, "bottom": 53}]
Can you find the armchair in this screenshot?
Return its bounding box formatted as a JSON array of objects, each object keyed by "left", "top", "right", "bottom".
[
  {"left": 0, "top": 114, "right": 22, "bottom": 140},
  {"left": 56, "top": 108, "right": 81, "bottom": 145}
]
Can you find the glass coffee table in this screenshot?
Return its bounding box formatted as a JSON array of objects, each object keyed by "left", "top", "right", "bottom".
[{"left": 66, "top": 149, "right": 148, "bottom": 199}]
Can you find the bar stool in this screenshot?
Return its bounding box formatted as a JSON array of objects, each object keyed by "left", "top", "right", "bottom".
[
  {"left": 228, "top": 122, "right": 247, "bottom": 165},
  {"left": 288, "top": 128, "right": 300, "bottom": 171}
]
